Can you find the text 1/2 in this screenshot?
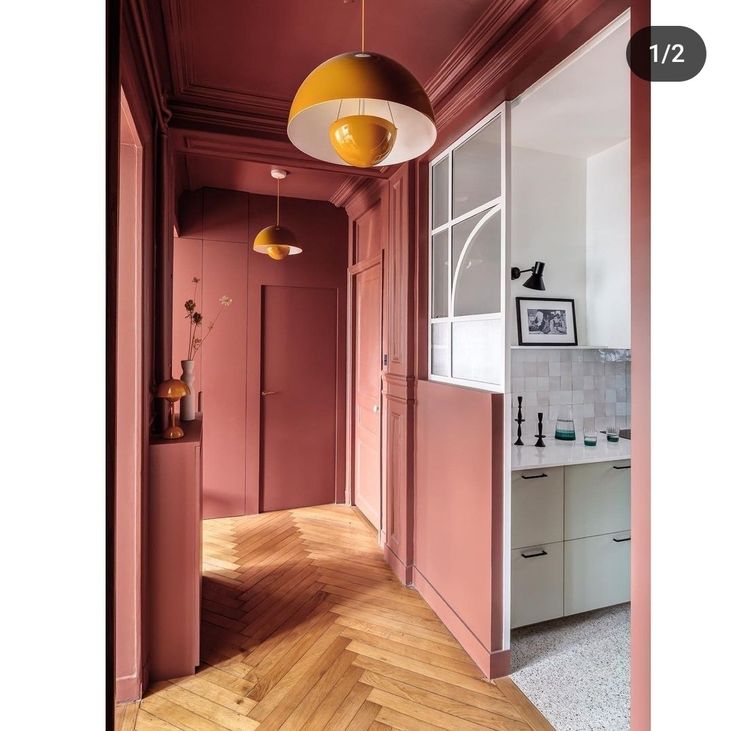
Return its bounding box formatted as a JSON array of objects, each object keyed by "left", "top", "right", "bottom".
[{"left": 649, "top": 43, "right": 685, "bottom": 64}]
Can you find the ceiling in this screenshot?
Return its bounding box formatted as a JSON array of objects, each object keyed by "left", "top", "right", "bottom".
[
  {"left": 162, "top": 0, "right": 493, "bottom": 202},
  {"left": 183, "top": 157, "right": 345, "bottom": 202},
  {"left": 511, "top": 15, "right": 630, "bottom": 158}
]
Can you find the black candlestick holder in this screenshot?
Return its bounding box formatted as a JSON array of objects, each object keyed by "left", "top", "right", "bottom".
[
  {"left": 514, "top": 396, "right": 525, "bottom": 446},
  {"left": 534, "top": 412, "right": 546, "bottom": 448}
]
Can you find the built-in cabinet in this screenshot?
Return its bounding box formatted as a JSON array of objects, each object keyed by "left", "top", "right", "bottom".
[
  {"left": 148, "top": 418, "right": 203, "bottom": 680},
  {"left": 511, "top": 459, "right": 630, "bottom": 629}
]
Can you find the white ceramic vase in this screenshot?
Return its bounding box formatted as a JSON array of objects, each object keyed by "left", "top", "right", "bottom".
[{"left": 180, "top": 359, "right": 196, "bottom": 421}]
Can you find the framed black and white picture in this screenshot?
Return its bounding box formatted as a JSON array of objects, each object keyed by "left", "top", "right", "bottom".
[{"left": 516, "top": 297, "right": 578, "bottom": 346}]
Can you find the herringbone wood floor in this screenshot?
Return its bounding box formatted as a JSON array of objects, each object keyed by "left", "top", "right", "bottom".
[{"left": 116, "top": 505, "right": 552, "bottom": 730}]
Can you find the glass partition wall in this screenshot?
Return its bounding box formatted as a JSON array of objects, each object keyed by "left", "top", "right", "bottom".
[{"left": 428, "top": 103, "right": 508, "bottom": 391}]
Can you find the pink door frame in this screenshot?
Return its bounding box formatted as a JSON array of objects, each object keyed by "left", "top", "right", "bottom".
[
  {"left": 115, "top": 87, "right": 144, "bottom": 702},
  {"left": 630, "top": 2, "right": 651, "bottom": 729},
  {"left": 350, "top": 256, "right": 384, "bottom": 530}
]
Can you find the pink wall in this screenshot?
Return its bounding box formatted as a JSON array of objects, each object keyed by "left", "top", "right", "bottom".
[
  {"left": 414, "top": 379, "right": 494, "bottom": 676},
  {"left": 174, "top": 188, "right": 348, "bottom": 518},
  {"left": 630, "top": 1, "right": 650, "bottom": 728}
]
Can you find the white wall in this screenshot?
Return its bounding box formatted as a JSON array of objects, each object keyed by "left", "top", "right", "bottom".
[
  {"left": 511, "top": 146, "right": 587, "bottom": 344},
  {"left": 586, "top": 139, "right": 631, "bottom": 347}
]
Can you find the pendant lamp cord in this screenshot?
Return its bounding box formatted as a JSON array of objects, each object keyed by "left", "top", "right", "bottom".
[
  {"left": 276, "top": 178, "right": 280, "bottom": 227},
  {"left": 361, "top": 0, "right": 365, "bottom": 52}
]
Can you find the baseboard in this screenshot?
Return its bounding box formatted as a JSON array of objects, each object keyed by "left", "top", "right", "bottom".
[
  {"left": 490, "top": 648, "right": 511, "bottom": 678},
  {"left": 412, "top": 567, "right": 491, "bottom": 677},
  {"left": 115, "top": 673, "right": 142, "bottom": 703},
  {"left": 383, "top": 545, "right": 412, "bottom": 585}
]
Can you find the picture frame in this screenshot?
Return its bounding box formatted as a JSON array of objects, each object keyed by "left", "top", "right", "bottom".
[{"left": 516, "top": 297, "right": 578, "bottom": 346}]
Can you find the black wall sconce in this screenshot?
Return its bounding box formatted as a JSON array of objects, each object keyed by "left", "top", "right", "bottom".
[{"left": 511, "top": 261, "right": 546, "bottom": 291}]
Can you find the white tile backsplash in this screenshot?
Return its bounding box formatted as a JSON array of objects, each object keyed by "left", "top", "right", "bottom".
[{"left": 512, "top": 348, "right": 631, "bottom": 439}]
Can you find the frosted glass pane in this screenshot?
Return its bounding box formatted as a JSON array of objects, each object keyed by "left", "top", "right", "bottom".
[
  {"left": 452, "top": 319, "right": 503, "bottom": 385},
  {"left": 431, "top": 323, "right": 450, "bottom": 377},
  {"left": 431, "top": 231, "right": 449, "bottom": 318},
  {"left": 431, "top": 156, "right": 449, "bottom": 228},
  {"left": 452, "top": 209, "right": 501, "bottom": 316},
  {"left": 452, "top": 115, "right": 501, "bottom": 217}
]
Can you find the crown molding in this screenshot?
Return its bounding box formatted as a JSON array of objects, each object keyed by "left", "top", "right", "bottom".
[
  {"left": 330, "top": 176, "right": 375, "bottom": 208},
  {"left": 171, "top": 128, "right": 386, "bottom": 180},
  {"left": 168, "top": 100, "right": 288, "bottom": 140},
  {"left": 424, "top": 0, "right": 535, "bottom": 107},
  {"left": 124, "top": 0, "right": 171, "bottom": 131},
  {"left": 342, "top": 177, "right": 387, "bottom": 217}
]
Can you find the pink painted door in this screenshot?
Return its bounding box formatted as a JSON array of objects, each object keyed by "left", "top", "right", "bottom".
[
  {"left": 260, "top": 285, "right": 338, "bottom": 512},
  {"left": 353, "top": 263, "right": 383, "bottom": 529}
]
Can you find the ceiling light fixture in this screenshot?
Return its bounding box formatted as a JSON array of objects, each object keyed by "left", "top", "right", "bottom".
[
  {"left": 287, "top": 0, "right": 436, "bottom": 168},
  {"left": 253, "top": 169, "right": 302, "bottom": 261}
]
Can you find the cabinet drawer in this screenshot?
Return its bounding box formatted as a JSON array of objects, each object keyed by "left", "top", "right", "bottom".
[
  {"left": 564, "top": 460, "right": 631, "bottom": 540},
  {"left": 511, "top": 467, "right": 564, "bottom": 549},
  {"left": 511, "top": 542, "right": 564, "bottom": 629},
  {"left": 564, "top": 531, "right": 630, "bottom": 616}
]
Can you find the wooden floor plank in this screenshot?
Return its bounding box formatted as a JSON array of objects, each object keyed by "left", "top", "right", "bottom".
[
  {"left": 115, "top": 702, "right": 139, "bottom": 731},
  {"left": 375, "top": 706, "right": 446, "bottom": 731},
  {"left": 360, "top": 670, "right": 527, "bottom": 729},
  {"left": 345, "top": 700, "right": 381, "bottom": 730},
  {"left": 494, "top": 677, "right": 556, "bottom": 731},
  {"left": 133, "top": 708, "right": 182, "bottom": 730},
  {"left": 322, "top": 682, "right": 374, "bottom": 731},
  {"left": 142, "top": 684, "right": 258, "bottom": 731},
  {"left": 249, "top": 635, "right": 352, "bottom": 728},
  {"left": 301, "top": 664, "right": 365, "bottom": 731},
  {"left": 349, "top": 655, "right": 510, "bottom": 710},
  {"left": 171, "top": 674, "right": 257, "bottom": 716}
]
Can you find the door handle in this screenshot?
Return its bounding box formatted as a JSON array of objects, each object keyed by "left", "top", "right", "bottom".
[
  {"left": 613, "top": 465, "right": 631, "bottom": 470},
  {"left": 613, "top": 536, "right": 631, "bottom": 542},
  {"left": 521, "top": 473, "right": 548, "bottom": 480},
  {"left": 261, "top": 390, "right": 279, "bottom": 396},
  {"left": 521, "top": 549, "right": 548, "bottom": 558},
  {"left": 372, "top": 404, "right": 380, "bottom": 413}
]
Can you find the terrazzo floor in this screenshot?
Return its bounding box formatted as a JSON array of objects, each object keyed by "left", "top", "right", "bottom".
[{"left": 511, "top": 603, "right": 630, "bottom": 731}]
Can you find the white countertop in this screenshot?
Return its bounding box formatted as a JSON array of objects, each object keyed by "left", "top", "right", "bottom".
[{"left": 511, "top": 434, "right": 631, "bottom": 470}]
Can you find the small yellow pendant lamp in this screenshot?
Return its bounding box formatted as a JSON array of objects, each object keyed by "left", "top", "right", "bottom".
[
  {"left": 253, "top": 169, "right": 302, "bottom": 261},
  {"left": 288, "top": 0, "right": 436, "bottom": 168}
]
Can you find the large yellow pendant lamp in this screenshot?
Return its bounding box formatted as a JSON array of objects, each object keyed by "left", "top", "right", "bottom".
[
  {"left": 253, "top": 169, "right": 303, "bottom": 261},
  {"left": 288, "top": 0, "right": 436, "bottom": 168}
]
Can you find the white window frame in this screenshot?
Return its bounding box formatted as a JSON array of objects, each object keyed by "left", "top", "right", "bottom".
[{"left": 428, "top": 102, "right": 509, "bottom": 392}]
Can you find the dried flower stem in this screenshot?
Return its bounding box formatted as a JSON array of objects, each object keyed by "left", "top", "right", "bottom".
[{"left": 183, "top": 277, "right": 230, "bottom": 360}]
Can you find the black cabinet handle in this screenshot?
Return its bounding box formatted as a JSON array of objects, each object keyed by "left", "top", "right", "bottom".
[
  {"left": 613, "top": 536, "right": 631, "bottom": 542},
  {"left": 521, "top": 549, "right": 548, "bottom": 558},
  {"left": 521, "top": 473, "right": 548, "bottom": 480},
  {"left": 613, "top": 465, "right": 631, "bottom": 470}
]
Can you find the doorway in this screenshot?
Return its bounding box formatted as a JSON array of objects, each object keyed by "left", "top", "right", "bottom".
[
  {"left": 350, "top": 257, "right": 383, "bottom": 531},
  {"left": 260, "top": 284, "right": 339, "bottom": 512},
  {"left": 507, "top": 12, "right": 632, "bottom": 730}
]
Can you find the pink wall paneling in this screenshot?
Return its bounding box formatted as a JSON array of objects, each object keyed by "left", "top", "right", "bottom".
[
  {"left": 414, "top": 379, "right": 494, "bottom": 675},
  {"left": 201, "top": 239, "right": 248, "bottom": 518}
]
